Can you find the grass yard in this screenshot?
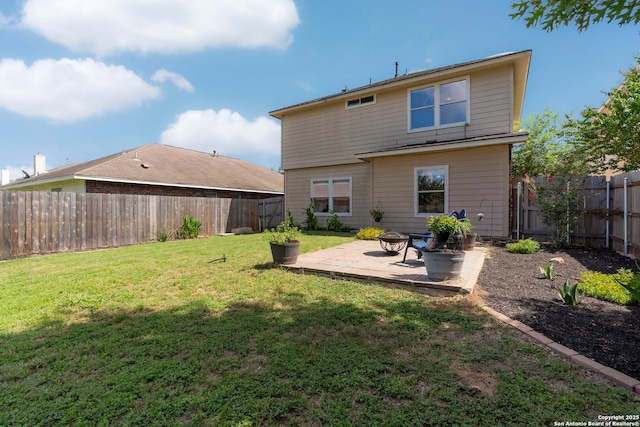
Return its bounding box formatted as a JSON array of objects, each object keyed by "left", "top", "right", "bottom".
[{"left": 1, "top": 232, "right": 638, "bottom": 426}]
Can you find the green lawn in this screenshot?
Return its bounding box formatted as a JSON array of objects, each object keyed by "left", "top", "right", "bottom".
[{"left": 1, "top": 232, "right": 638, "bottom": 426}]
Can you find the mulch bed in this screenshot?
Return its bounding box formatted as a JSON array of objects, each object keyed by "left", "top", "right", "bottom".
[{"left": 475, "top": 243, "right": 640, "bottom": 380}]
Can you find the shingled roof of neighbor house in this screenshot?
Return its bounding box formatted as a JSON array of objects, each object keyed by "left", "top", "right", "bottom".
[{"left": 4, "top": 144, "right": 284, "bottom": 194}]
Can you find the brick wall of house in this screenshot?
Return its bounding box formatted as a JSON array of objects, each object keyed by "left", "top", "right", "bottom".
[{"left": 85, "top": 181, "right": 278, "bottom": 199}]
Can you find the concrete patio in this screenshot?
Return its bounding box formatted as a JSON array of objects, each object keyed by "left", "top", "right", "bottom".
[{"left": 284, "top": 240, "right": 487, "bottom": 297}]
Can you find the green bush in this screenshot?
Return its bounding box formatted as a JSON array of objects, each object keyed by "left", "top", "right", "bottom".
[
  {"left": 356, "top": 227, "right": 385, "bottom": 240},
  {"left": 156, "top": 227, "right": 174, "bottom": 242},
  {"left": 327, "top": 210, "right": 345, "bottom": 232},
  {"left": 578, "top": 269, "right": 638, "bottom": 304},
  {"left": 506, "top": 238, "right": 541, "bottom": 254},
  {"left": 176, "top": 215, "right": 202, "bottom": 239}
]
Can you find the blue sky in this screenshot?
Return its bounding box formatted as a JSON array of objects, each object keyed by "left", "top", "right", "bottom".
[{"left": 0, "top": 0, "right": 638, "bottom": 180}]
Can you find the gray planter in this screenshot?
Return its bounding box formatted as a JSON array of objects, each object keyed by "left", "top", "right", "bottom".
[
  {"left": 422, "top": 250, "right": 465, "bottom": 281},
  {"left": 269, "top": 241, "right": 300, "bottom": 265},
  {"left": 463, "top": 233, "right": 477, "bottom": 250}
]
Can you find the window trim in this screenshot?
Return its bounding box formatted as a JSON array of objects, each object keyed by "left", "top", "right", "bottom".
[
  {"left": 414, "top": 165, "right": 449, "bottom": 217},
  {"left": 407, "top": 76, "right": 470, "bottom": 132},
  {"left": 345, "top": 94, "right": 376, "bottom": 109},
  {"left": 311, "top": 177, "right": 353, "bottom": 216}
]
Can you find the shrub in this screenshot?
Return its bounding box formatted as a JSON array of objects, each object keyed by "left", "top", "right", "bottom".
[
  {"left": 578, "top": 269, "right": 638, "bottom": 304},
  {"left": 156, "top": 227, "right": 174, "bottom": 242},
  {"left": 327, "top": 210, "right": 345, "bottom": 232},
  {"left": 506, "top": 238, "right": 541, "bottom": 254},
  {"left": 304, "top": 199, "right": 318, "bottom": 230},
  {"left": 356, "top": 227, "right": 385, "bottom": 240},
  {"left": 176, "top": 215, "right": 201, "bottom": 239}
]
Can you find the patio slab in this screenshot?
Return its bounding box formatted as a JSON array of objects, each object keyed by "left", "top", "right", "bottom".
[{"left": 284, "top": 240, "right": 486, "bottom": 297}]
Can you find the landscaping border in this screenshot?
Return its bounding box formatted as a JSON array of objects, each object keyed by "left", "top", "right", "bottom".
[{"left": 480, "top": 305, "right": 640, "bottom": 395}]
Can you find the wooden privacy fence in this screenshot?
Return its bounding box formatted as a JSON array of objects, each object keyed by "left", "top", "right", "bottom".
[
  {"left": 0, "top": 192, "right": 283, "bottom": 260},
  {"left": 512, "top": 170, "right": 640, "bottom": 259}
]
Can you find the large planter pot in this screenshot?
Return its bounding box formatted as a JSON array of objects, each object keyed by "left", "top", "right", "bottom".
[
  {"left": 422, "top": 250, "right": 465, "bottom": 281},
  {"left": 269, "top": 241, "right": 300, "bottom": 265},
  {"left": 463, "top": 233, "right": 477, "bottom": 250}
]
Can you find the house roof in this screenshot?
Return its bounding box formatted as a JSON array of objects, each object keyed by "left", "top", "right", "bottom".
[
  {"left": 2, "top": 144, "right": 284, "bottom": 194},
  {"left": 270, "top": 50, "right": 532, "bottom": 121},
  {"left": 355, "top": 132, "right": 529, "bottom": 159}
]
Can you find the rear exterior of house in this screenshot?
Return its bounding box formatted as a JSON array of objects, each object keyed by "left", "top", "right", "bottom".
[{"left": 270, "top": 51, "right": 531, "bottom": 238}]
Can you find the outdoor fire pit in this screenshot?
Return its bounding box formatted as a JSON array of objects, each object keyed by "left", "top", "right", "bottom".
[{"left": 378, "top": 231, "right": 408, "bottom": 255}]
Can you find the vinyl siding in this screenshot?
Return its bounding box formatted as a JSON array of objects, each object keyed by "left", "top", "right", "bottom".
[
  {"left": 284, "top": 164, "right": 371, "bottom": 229},
  {"left": 370, "top": 145, "right": 511, "bottom": 237},
  {"left": 5, "top": 179, "right": 86, "bottom": 193},
  {"left": 281, "top": 65, "right": 514, "bottom": 170}
]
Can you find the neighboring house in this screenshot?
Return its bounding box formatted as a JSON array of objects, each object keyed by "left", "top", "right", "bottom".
[
  {"left": 1, "top": 144, "right": 284, "bottom": 199},
  {"left": 270, "top": 50, "right": 531, "bottom": 238}
]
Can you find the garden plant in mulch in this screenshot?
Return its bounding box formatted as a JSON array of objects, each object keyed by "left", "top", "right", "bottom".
[{"left": 476, "top": 242, "right": 640, "bottom": 380}]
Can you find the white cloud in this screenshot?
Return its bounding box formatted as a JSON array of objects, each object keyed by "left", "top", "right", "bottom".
[
  {"left": 20, "top": 0, "right": 300, "bottom": 56},
  {"left": 0, "top": 58, "right": 162, "bottom": 122},
  {"left": 159, "top": 109, "right": 281, "bottom": 158},
  {"left": 0, "top": 12, "right": 10, "bottom": 27},
  {"left": 151, "top": 69, "right": 194, "bottom": 92}
]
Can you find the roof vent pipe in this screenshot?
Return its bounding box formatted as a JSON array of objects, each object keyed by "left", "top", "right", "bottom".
[{"left": 395, "top": 61, "right": 399, "bottom": 78}]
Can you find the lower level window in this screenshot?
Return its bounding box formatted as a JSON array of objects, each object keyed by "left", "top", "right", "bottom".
[
  {"left": 311, "top": 177, "right": 352, "bottom": 215},
  {"left": 415, "top": 166, "right": 448, "bottom": 216}
]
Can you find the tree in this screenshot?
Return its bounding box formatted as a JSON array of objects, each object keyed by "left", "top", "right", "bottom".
[
  {"left": 510, "top": 0, "right": 640, "bottom": 31},
  {"left": 512, "top": 109, "right": 587, "bottom": 177},
  {"left": 567, "top": 56, "right": 640, "bottom": 173}
]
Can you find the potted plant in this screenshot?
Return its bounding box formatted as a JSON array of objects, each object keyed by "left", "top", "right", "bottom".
[
  {"left": 369, "top": 202, "right": 384, "bottom": 222},
  {"left": 427, "top": 215, "right": 460, "bottom": 248},
  {"left": 423, "top": 215, "right": 466, "bottom": 280},
  {"left": 264, "top": 221, "right": 302, "bottom": 265},
  {"left": 457, "top": 217, "right": 477, "bottom": 250}
]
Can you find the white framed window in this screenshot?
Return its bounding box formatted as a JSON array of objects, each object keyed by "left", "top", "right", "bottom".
[
  {"left": 414, "top": 166, "right": 448, "bottom": 216},
  {"left": 346, "top": 95, "right": 376, "bottom": 109},
  {"left": 408, "top": 77, "right": 469, "bottom": 131},
  {"left": 311, "top": 177, "right": 352, "bottom": 215}
]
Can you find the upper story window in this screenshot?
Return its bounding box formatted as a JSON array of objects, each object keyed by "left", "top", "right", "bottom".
[
  {"left": 311, "top": 177, "right": 352, "bottom": 215},
  {"left": 409, "top": 78, "right": 469, "bottom": 131},
  {"left": 346, "top": 95, "right": 376, "bottom": 109}
]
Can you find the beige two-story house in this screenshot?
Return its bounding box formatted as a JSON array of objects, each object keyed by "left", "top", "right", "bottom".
[{"left": 269, "top": 50, "right": 531, "bottom": 238}]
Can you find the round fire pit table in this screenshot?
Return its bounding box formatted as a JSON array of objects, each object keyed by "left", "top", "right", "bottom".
[{"left": 378, "top": 231, "right": 408, "bottom": 255}]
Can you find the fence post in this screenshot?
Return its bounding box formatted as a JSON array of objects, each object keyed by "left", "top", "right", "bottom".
[
  {"left": 516, "top": 181, "right": 522, "bottom": 241},
  {"left": 606, "top": 180, "right": 610, "bottom": 249},
  {"left": 624, "top": 177, "right": 628, "bottom": 256}
]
